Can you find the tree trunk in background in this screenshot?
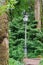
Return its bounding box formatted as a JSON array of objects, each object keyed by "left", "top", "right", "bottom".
[
  {"left": 0, "top": 0, "right": 9, "bottom": 65},
  {"left": 35, "top": 0, "right": 41, "bottom": 31},
  {"left": 41, "top": 0, "right": 43, "bottom": 31}
]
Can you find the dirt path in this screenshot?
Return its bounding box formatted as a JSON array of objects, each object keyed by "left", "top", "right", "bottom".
[{"left": 23, "top": 58, "right": 41, "bottom": 65}]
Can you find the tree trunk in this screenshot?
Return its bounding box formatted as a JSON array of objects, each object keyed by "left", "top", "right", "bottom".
[
  {"left": 41, "top": 0, "right": 43, "bottom": 31},
  {"left": 0, "top": 0, "right": 9, "bottom": 65},
  {"left": 0, "top": 13, "right": 9, "bottom": 65},
  {"left": 0, "top": 38, "right": 9, "bottom": 65},
  {"left": 35, "top": 0, "right": 41, "bottom": 31}
]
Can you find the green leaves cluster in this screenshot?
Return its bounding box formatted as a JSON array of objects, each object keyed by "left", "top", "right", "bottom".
[
  {"left": 0, "top": 0, "right": 17, "bottom": 15},
  {"left": 9, "top": 58, "right": 24, "bottom": 65}
]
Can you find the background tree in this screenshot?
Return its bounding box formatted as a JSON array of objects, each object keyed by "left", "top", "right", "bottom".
[
  {"left": 41, "top": 0, "right": 43, "bottom": 32},
  {"left": 35, "top": 0, "right": 41, "bottom": 31}
]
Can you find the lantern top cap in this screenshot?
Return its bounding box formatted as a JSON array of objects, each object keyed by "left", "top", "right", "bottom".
[{"left": 23, "top": 10, "right": 28, "bottom": 16}]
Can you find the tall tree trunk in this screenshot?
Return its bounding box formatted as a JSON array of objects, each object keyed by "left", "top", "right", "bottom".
[
  {"left": 41, "top": 0, "right": 43, "bottom": 31},
  {"left": 0, "top": 0, "right": 9, "bottom": 65},
  {"left": 35, "top": 0, "right": 41, "bottom": 31}
]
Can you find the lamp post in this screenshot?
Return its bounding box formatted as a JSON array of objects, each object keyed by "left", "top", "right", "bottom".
[{"left": 23, "top": 11, "right": 28, "bottom": 58}]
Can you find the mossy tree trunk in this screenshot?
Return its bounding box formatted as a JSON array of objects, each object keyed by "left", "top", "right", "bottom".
[{"left": 0, "top": 0, "right": 9, "bottom": 65}]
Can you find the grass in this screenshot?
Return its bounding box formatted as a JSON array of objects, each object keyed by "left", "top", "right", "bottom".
[
  {"left": 9, "top": 58, "right": 24, "bottom": 65},
  {"left": 39, "top": 59, "right": 43, "bottom": 65}
]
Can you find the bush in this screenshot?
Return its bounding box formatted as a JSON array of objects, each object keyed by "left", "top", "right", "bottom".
[{"left": 9, "top": 58, "right": 24, "bottom": 65}]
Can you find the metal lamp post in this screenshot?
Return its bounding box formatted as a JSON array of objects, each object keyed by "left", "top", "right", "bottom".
[{"left": 23, "top": 11, "right": 28, "bottom": 58}]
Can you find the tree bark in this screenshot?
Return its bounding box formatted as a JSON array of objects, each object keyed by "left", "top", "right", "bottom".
[
  {"left": 0, "top": 13, "right": 9, "bottom": 65},
  {"left": 0, "top": 38, "right": 9, "bottom": 65},
  {"left": 35, "top": 0, "right": 41, "bottom": 31},
  {"left": 0, "top": 0, "right": 9, "bottom": 65},
  {"left": 41, "top": 0, "right": 43, "bottom": 31}
]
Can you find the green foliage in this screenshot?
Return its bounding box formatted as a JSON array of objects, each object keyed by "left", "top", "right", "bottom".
[
  {"left": 0, "top": 0, "right": 17, "bottom": 15},
  {"left": 39, "top": 59, "right": 43, "bottom": 65},
  {"left": 9, "top": 0, "right": 43, "bottom": 60},
  {"left": 9, "top": 58, "right": 24, "bottom": 65},
  {"left": 0, "top": 5, "right": 7, "bottom": 15}
]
